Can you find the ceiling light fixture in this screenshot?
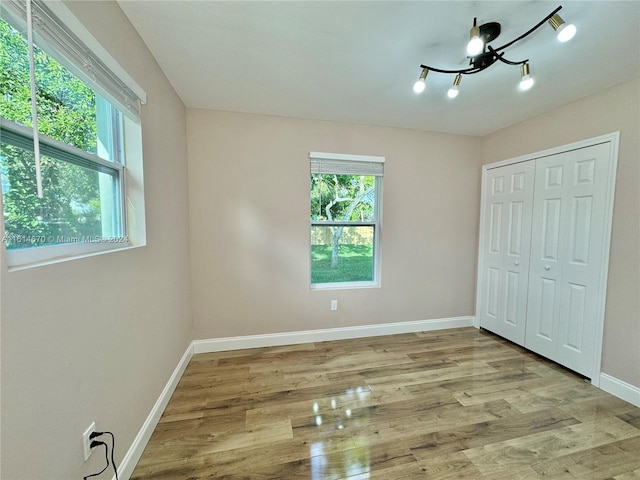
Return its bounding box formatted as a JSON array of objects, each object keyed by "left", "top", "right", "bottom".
[{"left": 413, "top": 5, "right": 575, "bottom": 96}]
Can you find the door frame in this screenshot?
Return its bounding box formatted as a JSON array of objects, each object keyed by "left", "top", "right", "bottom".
[{"left": 474, "top": 132, "right": 620, "bottom": 386}]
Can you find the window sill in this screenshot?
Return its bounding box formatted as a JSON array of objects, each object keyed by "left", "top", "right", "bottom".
[
  {"left": 310, "top": 281, "right": 381, "bottom": 291},
  {"left": 6, "top": 241, "right": 144, "bottom": 272}
]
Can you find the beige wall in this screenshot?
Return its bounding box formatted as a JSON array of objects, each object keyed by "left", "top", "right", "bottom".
[
  {"left": 187, "top": 79, "right": 639, "bottom": 388},
  {"left": 1, "top": 3, "right": 636, "bottom": 478},
  {"left": 187, "top": 109, "right": 483, "bottom": 339},
  {"left": 0, "top": 2, "right": 193, "bottom": 479},
  {"left": 482, "top": 78, "right": 640, "bottom": 388}
]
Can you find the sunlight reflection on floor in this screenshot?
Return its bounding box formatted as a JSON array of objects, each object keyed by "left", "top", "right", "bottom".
[{"left": 309, "top": 386, "right": 372, "bottom": 479}]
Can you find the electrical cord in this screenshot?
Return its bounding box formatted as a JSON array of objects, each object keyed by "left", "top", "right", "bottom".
[
  {"left": 85, "top": 431, "right": 119, "bottom": 480},
  {"left": 83, "top": 441, "right": 108, "bottom": 480}
]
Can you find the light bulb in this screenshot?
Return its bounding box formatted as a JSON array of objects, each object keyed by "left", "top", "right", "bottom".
[
  {"left": 448, "top": 74, "right": 462, "bottom": 98},
  {"left": 519, "top": 63, "right": 534, "bottom": 91},
  {"left": 467, "top": 35, "right": 484, "bottom": 56},
  {"left": 556, "top": 23, "right": 576, "bottom": 42},
  {"left": 413, "top": 68, "right": 429, "bottom": 94},
  {"left": 519, "top": 75, "right": 534, "bottom": 91},
  {"left": 549, "top": 13, "right": 576, "bottom": 42},
  {"left": 413, "top": 79, "right": 426, "bottom": 93}
]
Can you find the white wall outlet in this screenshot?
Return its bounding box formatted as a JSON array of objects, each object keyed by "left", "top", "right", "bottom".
[
  {"left": 331, "top": 300, "right": 338, "bottom": 311},
  {"left": 82, "top": 421, "right": 96, "bottom": 461}
]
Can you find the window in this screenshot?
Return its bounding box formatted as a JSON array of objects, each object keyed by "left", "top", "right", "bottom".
[
  {"left": 310, "top": 151, "right": 384, "bottom": 288},
  {"left": 0, "top": 1, "right": 146, "bottom": 268}
]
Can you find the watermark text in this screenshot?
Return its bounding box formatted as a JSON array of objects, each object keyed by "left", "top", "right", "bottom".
[{"left": 2, "top": 233, "right": 129, "bottom": 245}]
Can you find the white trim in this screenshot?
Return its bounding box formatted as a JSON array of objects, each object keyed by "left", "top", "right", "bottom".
[
  {"left": 115, "top": 343, "right": 194, "bottom": 480},
  {"left": 310, "top": 280, "right": 380, "bottom": 291},
  {"left": 473, "top": 165, "right": 489, "bottom": 330},
  {"left": 309, "top": 151, "right": 385, "bottom": 163},
  {"left": 598, "top": 373, "right": 640, "bottom": 408},
  {"left": 7, "top": 242, "right": 134, "bottom": 272},
  {"left": 0, "top": 100, "right": 147, "bottom": 271},
  {"left": 590, "top": 133, "right": 619, "bottom": 386},
  {"left": 193, "top": 316, "right": 474, "bottom": 354},
  {"left": 309, "top": 157, "right": 384, "bottom": 288},
  {"left": 114, "top": 317, "right": 470, "bottom": 478},
  {"left": 483, "top": 132, "right": 619, "bottom": 170},
  {"left": 113, "top": 320, "right": 639, "bottom": 480}
]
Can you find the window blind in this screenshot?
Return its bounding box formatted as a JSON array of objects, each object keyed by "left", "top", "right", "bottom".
[
  {"left": 309, "top": 151, "right": 385, "bottom": 176},
  {"left": 1, "top": 0, "right": 145, "bottom": 120}
]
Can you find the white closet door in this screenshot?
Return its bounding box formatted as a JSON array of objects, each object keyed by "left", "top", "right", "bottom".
[
  {"left": 478, "top": 161, "right": 535, "bottom": 345},
  {"left": 525, "top": 143, "right": 612, "bottom": 377}
]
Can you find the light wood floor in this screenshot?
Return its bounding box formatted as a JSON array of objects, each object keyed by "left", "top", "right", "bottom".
[{"left": 131, "top": 327, "right": 640, "bottom": 479}]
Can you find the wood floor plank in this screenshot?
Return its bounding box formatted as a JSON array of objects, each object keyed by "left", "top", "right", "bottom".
[
  {"left": 463, "top": 417, "right": 640, "bottom": 476},
  {"left": 532, "top": 436, "right": 640, "bottom": 478},
  {"left": 407, "top": 368, "right": 542, "bottom": 397},
  {"left": 131, "top": 328, "right": 640, "bottom": 479},
  {"left": 558, "top": 396, "right": 639, "bottom": 426},
  {"left": 365, "top": 362, "right": 499, "bottom": 388},
  {"left": 409, "top": 408, "right": 581, "bottom": 459},
  {"left": 618, "top": 410, "right": 640, "bottom": 430},
  {"left": 249, "top": 349, "right": 413, "bottom": 375},
  {"left": 613, "top": 468, "right": 640, "bottom": 479},
  {"left": 413, "top": 451, "right": 486, "bottom": 479},
  {"left": 352, "top": 358, "right": 461, "bottom": 380},
  {"left": 245, "top": 384, "right": 377, "bottom": 428},
  {"left": 140, "top": 419, "right": 293, "bottom": 458},
  {"left": 503, "top": 381, "right": 611, "bottom": 414},
  {"left": 407, "top": 339, "right": 522, "bottom": 360}
]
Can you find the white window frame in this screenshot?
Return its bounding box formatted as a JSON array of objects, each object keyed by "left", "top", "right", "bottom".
[
  {"left": 0, "top": 118, "right": 127, "bottom": 266},
  {"left": 309, "top": 151, "right": 384, "bottom": 290},
  {"left": 0, "top": 0, "right": 147, "bottom": 270}
]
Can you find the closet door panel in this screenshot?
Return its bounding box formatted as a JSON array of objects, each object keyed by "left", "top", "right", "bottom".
[
  {"left": 525, "top": 161, "right": 565, "bottom": 358},
  {"left": 541, "top": 198, "right": 562, "bottom": 261},
  {"left": 555, "top": 144, "right": 611, "bottom": 375},
  {"left": 478, "top": 161, "right": 534, "bottom": 345},
  {"left": 525, "top": 143, "right": 612, "bottom": 376},
  {"left": 480, "top": 170, "right": 507, "bottom": 333}
]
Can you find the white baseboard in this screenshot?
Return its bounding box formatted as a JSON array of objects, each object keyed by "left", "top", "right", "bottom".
[
  {"left": 114, "top": 320, "right": 639, "bottom": 480},
  {"left": 114, "top": 317, "right": 471, "bottom": 478},
  {"left": 116, "top": 342, "right": 194, "bottom": 480},
  {"left": 599, "top": 373, "right": 640, "bottom": 408},
  {"left": 193, "top": 316, "right": 475, "bottom": 354}
]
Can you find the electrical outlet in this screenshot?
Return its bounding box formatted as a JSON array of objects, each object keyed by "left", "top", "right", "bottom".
[
  {"left": 82, "top": 422, "right": 96, "bottom": 461},
  {"left": 331, "top": 300, "right": 338, "bottom": 311}
]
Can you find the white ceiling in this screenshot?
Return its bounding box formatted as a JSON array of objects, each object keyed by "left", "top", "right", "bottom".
[{"left": 117, "top": 1, "right": 640, "bottom": 136}]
